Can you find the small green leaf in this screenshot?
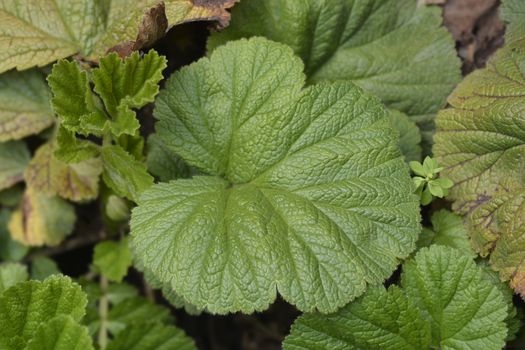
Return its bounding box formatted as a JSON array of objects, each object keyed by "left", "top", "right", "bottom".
[
  {"left": 401, "top": 246, "right": 508, "bottom": 350},
  {"left": 93, "top": 238, "right": 133, "bottom": 283},
  {"left": 416, "top": 210, "right": 475, "bottom": 257},
  {"left": 105, "top": 195, "right": 130, "bottom": 222},
  {"left": 106, "top": 322, "right": 196, "bottom": 350},
  {"left": 9, "top": 188, "right": 76, "bottom": 247},
  {"left": 427, "top": 181, "right": 444, "bottom": 197},
  {"left": 25, "top": 315, "right": 94, "bottom": 350},
  {"left": 0, "top": 275, "right": 88, "bottom": 350},
  {"left": 92, "top": 51, "right": 167, "bottom": 137},
  {"left": 0, "top": 70, "right": 54, "bottom": 141},
  {"left": 0, "top": 263, "right": 28, "bottom": 293},
  {"left": 101, "top": 145, "right": 154, "bottom": 202},
  {"left": 283, "top": 286, "right": 431, "bottom": 350},
  {"left": 54, "top": 127, "right": 100, "bottom": 163},
  {"left": 48, "top": 60, "right": 106, "bottom": 136},
  {"left": 409, "top": 161, "right": 426, "bottom": 177},
  {"left": 0, "top": 140, "right": 30, "bottom": 191}
]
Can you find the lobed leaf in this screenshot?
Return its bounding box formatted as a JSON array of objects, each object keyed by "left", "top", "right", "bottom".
[{"left": 132, "top": 38, "right": 420, "bottom": 314}]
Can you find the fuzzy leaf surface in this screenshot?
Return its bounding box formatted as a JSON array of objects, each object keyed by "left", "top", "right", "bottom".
[
  {"left": 0, "top": 275, "right": 87, "bottom": 350},
  {"left": 106, "top": 322, "right": 196, "bottom": 350},
  {"left": 283, "top": 286, "right": 431, "bottom": 350},
  {"left": 132, "top": 38, "right": 420, "bottom": 314},
  {"left": 25, "top": 315, "right": 94, "bottom": 350},
  {"left": 208, "top": 0, "right": 461, "bottom": 141},
  {"left": 401, "top": 246, "right": 508, "bottom": 350}
]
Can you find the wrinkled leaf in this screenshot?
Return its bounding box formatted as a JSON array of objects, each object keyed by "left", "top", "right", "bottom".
[
  {"left": 389, "top": 110, "right": 422, "bottom": 162},
  {"left": 401, "top": 246, "right": 508, "bottom": 350},
  {"left": 146, "top": 134, "right": 191, "bottom": 181},
  {"left": 25, "top": 315, "right": 94, "bottom": 350},
  {"left": 208, "top": 0, "right": 461, "bottom": 144},
  {"left": 106, "top": 322, "right": 196, "bottom": 350},
  {"left": 8, "top": 188, "right": 76, "bottom": 247},
  {"left": 132, "top": 38, "right": 420, "bottom": 314},
  {"left": 284, "top": 286, "right": 431, "bottom": 350}
]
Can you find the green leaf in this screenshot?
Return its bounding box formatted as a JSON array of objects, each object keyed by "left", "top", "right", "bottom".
[
  {"left": 101, "top": 145, "right": 154, "bottom": 202},
  {"left": 93, "top": 238, "right": 133, "bottom": 282},
  {"left": 416, "top": 210, "right": 475, "bottom": 257},
  {"left": 105, "top": 195, "right": 130, "bottom": 222},
  {"left": 0, "top": 275, "right": 88, "bottom": 350},
  {"left": 54, "top": 127, "right": 101, "bottom": 163},
  {"left": 401, "top": 246, "right": 508, "bottom": 350},
  {"left": 146, "top": 134, "right": 191, "bottom": 181},
  {"left": 0, "top": 263, "right": 28, "bottom": 293},
  {"left": 283, "top": 286, "right": 431, "bottom": 350},
  {"left": 389, "top": 110, "right": 421, "bottom": 162},
  {"left": 48, "top": 60, "right": 107, "bottom": 136},
  {"left": 208, "top": 0, "right": 461, "bottom": 144},
  {"left": 9, "top": 188, "right": 76, "bottom": 247},
  {"left": 433, "top": 46, "right": 525, "bottom": 213},
  {"left": 0, "top": 0, "right": 238, "bottom": 73},
  {"left": 0, "top": 140, "right": 30, "bottom": 191},
  {"left": 25, "top": 143, "right": 103, "bottom": 202},
  {"left": 31, "top": 256, "right": 61, "bottom": 281},
  {"left": 501, "top": 0, "right": 525, "bottom": 46},
  {"left": 0, "top": 186, "right": 23, "bottom": 207},
  {"left": 106, "top": 322, "right": 196, "bottom": 350},
  {"left": 25, "top": 315, "right": 94, "bottom": 350},
  {"left": 92, "top": 51, "right": 167, "bottom": 137},
  {"left": 132, "top": 38, "right": 420, "bottom": 314},
  {"left": 0, "top": 70, "right": 53, "bottom": 141}
]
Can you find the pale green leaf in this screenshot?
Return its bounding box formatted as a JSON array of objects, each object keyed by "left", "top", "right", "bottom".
[
  {"left": 25, "top": 315, "right": 94, "bottom": 350},
  {"left": 0, "top": 263, "right": 28, "bottom": 293},
  {"left": 416, "top": 210, "right": 475, "bottom": 257},
  {"left": 54, "top": 127, "right": 101, "bottom": 163},
  {"left": 401, "top": 246, "right": 508, "bottom": 350},
  {"left": 25, "top": 143, "right": 103, "bottom": 202},
  {"left": 0, "top": 0, "right": 238, "bottom": 73},
  {"left": 0, "top": 209, "right": 28, "bottom": 261},
  {"left": 208, "top": 0, "right": 461, "bottom": 144},
  {"left": 106, "top": 322, "right": 196, "bottom": 350},
  {"left": 92, "top": 51, "right": 167, "bottom": 137},
  {"left": 8, "top": 188, "right": 76, "bottom": 247},
  {"left": 0, "top": 70, "right": 53, "bottom": 141},
  {"left": 101, "top": 145, "right": 154, "bottom": 202},
  {"left": 283, "top": 286, "right": 431, "bottom": 350},
  {"left": 132, "top": 38, "right": 420, "bottom": 314},
  {"left": 501, "top": 0, "right": 525, "bottom": 46},
  {"left": 0, "top": 275, "right": 87, "bottom": 350},
  {"left": 0, "top": 140, "right": 30, "bottom": 191},
  {"left": 93, "top": 238, "right": 132, "bottom": 282}
]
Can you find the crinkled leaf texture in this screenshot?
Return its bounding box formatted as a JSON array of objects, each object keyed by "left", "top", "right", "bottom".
[
  {"left": 0, "top": 0, "right": 237, "bottom": 73},
  {"left": 131, "top": 38, "right": 420, "bottom": 314},
  {"left": 106, "top": 322, "right": 196, "bottom": 350},
  {"left": 283, "top": 286, "right": 431, "bottom": 350},
  {"left": 0, "top": 69, "right": 53, "bottom": 141},
  {"left": 401, "top": 246, "right": 508, "bottom": 350},
  {"left": 208, "top": 0, "right": 461, "bottom": 144},
  {"left": 0, "top": 140, "right": 30, "bottom": 191},
  {"left": 433, "top": 41, "right": 525, "bottom": 295},
  {"left": 0, "top": 275, "right": 93, "bottom": 350},
  {"left": 284, "top": 246, "right": 509, "bottom": 350}
]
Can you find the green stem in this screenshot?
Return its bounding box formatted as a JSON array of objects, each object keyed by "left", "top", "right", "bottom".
[{"left": 98, "top": 276, "right": 109, "bottom": 349}]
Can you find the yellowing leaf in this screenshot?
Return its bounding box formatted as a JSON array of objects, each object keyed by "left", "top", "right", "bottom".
[
  {"left": 0, "top": 0, "right": 239, "bottom": 73},
  {"left": 25, "top": 143, "right": 103, "bottom": 203},
  {"left": 8, "top": 188, "right": 76, "bottom": 247},
  {"left": 0, "top": 70, "right": 53, "bottom": 141}
]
